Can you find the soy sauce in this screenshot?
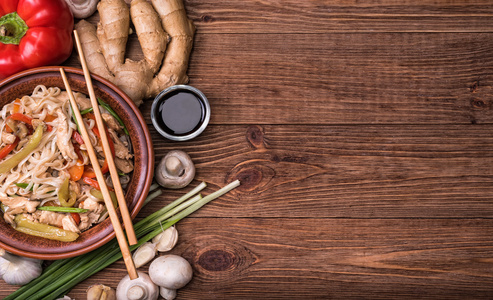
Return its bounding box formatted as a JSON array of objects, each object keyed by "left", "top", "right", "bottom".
[{"left": 155, "top": 90, "right": 206, "bottom": 136}]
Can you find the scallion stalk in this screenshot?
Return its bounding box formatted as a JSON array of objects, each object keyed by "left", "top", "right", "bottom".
[
  {"left": 5, "top": 180, "right": 240, "bottom": 300},
  {"left": 37, "top": 207, "right": 88, "bottom": 213}
]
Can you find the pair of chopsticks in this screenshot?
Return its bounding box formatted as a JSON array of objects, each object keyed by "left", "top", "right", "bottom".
[{"left": 60, "top": 30, "right": 138, "bottom": 279}]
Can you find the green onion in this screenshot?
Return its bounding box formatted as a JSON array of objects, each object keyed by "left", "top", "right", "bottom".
[
  {"left": 97, "top": 98, "right": 129, "bottom": 135},
  {"left": 15, "top": 183, "right": 30, "bottom": 189},
  {"left": 69, "top": 103, "right": 80, "bottom": 133},
  {"left": 80, "top": 107, "right": 93, "bottom": 115},
  {"left": 37, "top": 206, "right": 89, "bottom": 213},
  {"left": 6, "top": 180, "right": 240, "bottom": 300}
]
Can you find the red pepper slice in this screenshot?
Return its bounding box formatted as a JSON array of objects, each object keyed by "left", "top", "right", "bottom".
[
  {"left": 0, "top": 137, "right": 19, "bottom": 160},
  {"left": 0, "top": 0, "right": 74, "bottom": 80},
  {"left": 8, "top": 112, "right": 32, "bottom": 125},
  {"left": 92, "top": 126, "right": 115, "bottom": 158},
  {"left": 82, "top": 176, "right": 113, "bottom": 191},
  {"left": 70, "top": 212, "right": 80, "bottom": 225},
  {"left": 72, "top": 131, "right": 84, "bottom": 145},
  {"left": 82, "top": 177, "right": 100, "bottom": 190},
  {"left": 5, "top": 113, "right": 52, "bottom": 133}
]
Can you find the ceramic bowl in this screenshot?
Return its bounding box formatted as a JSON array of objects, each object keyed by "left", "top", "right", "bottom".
[{"left": 0, "top": 67, "right": 154, "bottom": 260}]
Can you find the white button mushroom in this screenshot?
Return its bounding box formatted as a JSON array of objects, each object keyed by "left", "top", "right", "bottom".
[
  {"left": 155, "top": 150, "right": 195, "bottom": 189},
  {"left": 64, "top": 0, "right": 99, "bottom": 19},
  {"left": 148, "top": 255, "right": 193, "bottom": 300},
  {"left": 116, "top": 271, "right": 159, "bottom": 300}
]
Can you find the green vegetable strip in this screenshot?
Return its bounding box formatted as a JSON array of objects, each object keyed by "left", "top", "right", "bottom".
[
  {"left": 97, "top": 98, "right": 129, "bottom": 135},
  {"left": 7, "top": 249, "right": 101, "bottom": 299},
  {"left": 69, "top": 103, "right": 80, "bottom": 133},
  {"left": 134, "top": 194, "right": 202, "bottom": 237},
  {"left": 14, "top": 183, "right": 29, "bottom": 189},
  {"left": 80, "top": 107, "right": 93, "bottom": 115},
  {"left": 138, "top": 181, "right": 206, "bottom": 230},
  {"left": 6, "top": 181, "right": 239, "bottom": 300},
  {"left": 0, "top": 125, "right": 44, "bottom": 174},
  {"left": 37, "top": 206, "right": 88, "bottom": 213}
]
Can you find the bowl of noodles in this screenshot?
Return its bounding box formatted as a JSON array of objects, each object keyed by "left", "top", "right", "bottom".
[{"left": 0, "top": 66, "right": 154, "bottom": 259}]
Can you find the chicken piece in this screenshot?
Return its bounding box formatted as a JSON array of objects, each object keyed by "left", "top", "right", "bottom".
[
  {"left": 34, "top": 210, "right": 65, "bottom": 227},
  {"left": 80, "top": 198, "right": 105, "bottom": 214},
  {"left": 55, "top": 108, "right": 78, "bottom": 161},
  {"left": 75, "top": 93, "right": 92, "bottom": 111},
  {"left": 114, "top": 157, "right": 134, "bottom": 173},
  {"left": 102, "top": 113, "right": 122, "bottom": 132},
  {"left": 62, "top": 215, "right": 81, "bottom": 233},
  {"left": 1, "top": 132, "right": 16, "bottom": 144},
  {"left": 78, "top": 198, "right": 106, "bottom": 231},
  {"left": 56, "top": 91, "right": 93, "bottom": 111},
  {"left": 31, "top": 119, "right": 44, "bottom": 129},
  {"left": 108, "top": 128, "right": 133, "bottom": 160},
  {"left": 0, "top": 196, "right": 40, "bottom": 225}
]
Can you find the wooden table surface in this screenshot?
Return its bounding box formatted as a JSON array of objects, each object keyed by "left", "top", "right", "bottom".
[{"left": 2, "top": 0, "right": 493, "bottom": 299}]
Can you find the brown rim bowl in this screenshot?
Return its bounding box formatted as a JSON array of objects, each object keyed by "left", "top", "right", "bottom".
[{"left": 0, "top": 66, "right": 154, "bottom": 260}]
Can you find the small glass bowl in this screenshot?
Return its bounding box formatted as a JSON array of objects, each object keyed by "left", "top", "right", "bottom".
[{"left": 151, "top": 85, "right": 211, "bottom": 141}]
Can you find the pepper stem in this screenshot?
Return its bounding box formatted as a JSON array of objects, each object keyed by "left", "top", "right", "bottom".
[{"left": 0, "top": 12, "right": 28, "bottom": 45}]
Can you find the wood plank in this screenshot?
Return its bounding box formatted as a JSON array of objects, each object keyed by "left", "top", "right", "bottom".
[
  {"left": 138, "top": 124, "right": 493, "bottom": 219},
  {"left": 185, "top": 32, "right": 493, "bottom": 125},
  {"left": 67, "top": 31, "right": 493, "bottom": 125},
  {"left": 185, "top": 0, "right": 493, "bottom": 33},
  {"left": 9, "top": 218, "right": 486, "bottom": 299}
]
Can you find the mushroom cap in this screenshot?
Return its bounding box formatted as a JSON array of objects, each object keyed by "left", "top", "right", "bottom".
[
  {"left": 64, "top": 0, "right": 98, "bottom": 19},
  {"left": 148, "top": 255, "right": 193, "bottom": 290},
  {"left": 155, "top": 150, "right": 195, "bottom": 189},
  {"left": 116, "top": 271, "right": 159, "bottom": 300}
]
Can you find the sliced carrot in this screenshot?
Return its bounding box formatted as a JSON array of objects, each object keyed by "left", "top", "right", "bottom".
[
  {"left": 82, "top": 159, "right": 109, "bottom": 179},
  {"left": 68, "top": 159, "right": 84, "bottom": 181},
  {"left": 44, "top": 114, "right": 57, "bottom": 122},
  {"left": 13, "top": 99, "right": 21, "bottom": 114}
]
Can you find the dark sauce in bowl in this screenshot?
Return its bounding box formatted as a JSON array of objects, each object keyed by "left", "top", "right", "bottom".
[{"left": 151, "top": 85, "right": 210, "bottom": 141}]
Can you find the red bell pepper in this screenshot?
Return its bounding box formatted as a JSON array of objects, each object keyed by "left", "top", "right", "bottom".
[
  {"left": 0, "top": 0, "right": 74, "bottom": 80},
  {"left": 0, "top": 137, "right": 19, "bottom": 160}
]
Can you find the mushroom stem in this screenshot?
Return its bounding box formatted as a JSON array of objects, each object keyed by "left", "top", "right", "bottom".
[
  {"left": 165, "top": 156, "right": 184, "bottom": 177},
  {"left": 155, "top": 150, "right": 195, "bottom": 189},
  {"left": 128, "top": 285, "right": 146, "bottom": 300}
]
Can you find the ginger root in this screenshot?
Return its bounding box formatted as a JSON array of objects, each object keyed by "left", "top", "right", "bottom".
[{"left": 75, "top": 0, "right": 195, "bottom": 106}]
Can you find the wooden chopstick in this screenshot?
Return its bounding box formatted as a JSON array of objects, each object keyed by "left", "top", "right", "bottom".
[
  {"left": 60, "top": 68, "right": 138, "bottom": 280},
  {"left": 72, "top": 30, "right": 138, "bottom": 246}
]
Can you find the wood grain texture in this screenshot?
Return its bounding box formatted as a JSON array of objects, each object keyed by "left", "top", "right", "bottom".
[
  {"left": 184, "top": 0, "right": 493, "bottom": 33},
  {"left": 135, "top": 124, "right": 493, "bottom": 219},
  {"left": 28, "top": 218, "right": 492, "bottom": 299},
  {"left": 2, "top": 0, "right": 493, "bottom": 299},
  {"left": 67, "top": 31, "right": 493, "bottom": 125}
]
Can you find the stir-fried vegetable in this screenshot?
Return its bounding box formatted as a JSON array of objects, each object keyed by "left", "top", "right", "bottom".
[
  {"left": 37, "top": 206, "right": 88, "bottom": 213},
  {"left": 14, "top": 215, "right": 79, "bottom": 242},
  {"left": 0, "top": 124, "right": 43, "bottom": 174},
  {"left": 58, "top": 177, "right": 76, "bottom": 207},
  {"left": 6, "top": 180, "right": 240, "bottom": 300}
]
